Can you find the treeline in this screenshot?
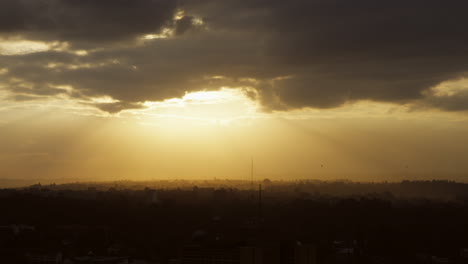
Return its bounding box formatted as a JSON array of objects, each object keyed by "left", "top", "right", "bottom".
[{"left": 8, "top": 179, "right": 468, "bottom": 201}]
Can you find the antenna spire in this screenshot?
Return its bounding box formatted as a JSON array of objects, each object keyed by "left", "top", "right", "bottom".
[{"left": 251, "top": 157, "right": 254, "bottom": 190}]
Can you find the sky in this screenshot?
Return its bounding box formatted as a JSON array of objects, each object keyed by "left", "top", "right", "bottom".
[{"left": 1, "top": 0, "right": 468, "bottom": 183}]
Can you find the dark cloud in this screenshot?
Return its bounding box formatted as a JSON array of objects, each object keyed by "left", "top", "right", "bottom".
[
  {"left": 174, "top": 16, "right": 196, "bottom": 35},
  {"left": 2, "top": 0, "right": 468, "bottom": 112},
  {"left": 421, "top": 82, "right": 468, "bottom": 112},
  {"left": 0, "top": 0, "right": 177, "bottom": 45},
  {"left": 180, "top": 0, "right": 468, "bottom": 110},
  {"left": 90, "top": 101, "right": 144, "bottom": 114}
]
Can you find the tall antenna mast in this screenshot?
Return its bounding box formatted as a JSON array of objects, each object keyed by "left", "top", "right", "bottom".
[
  {"left": 251, "top": 157, "right": 254, "bottom": 191},
  {"left": 258, "top": 183, "right": 262, "bottom": 223}
]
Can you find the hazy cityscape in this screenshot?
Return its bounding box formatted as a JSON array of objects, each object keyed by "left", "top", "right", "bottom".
[{"left": 1, "top": 179, "right": 468, "bottom": 263}]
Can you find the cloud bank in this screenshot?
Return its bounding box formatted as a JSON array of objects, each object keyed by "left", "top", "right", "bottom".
[{"left": 1, "top": 0, "right": 468, "bottom": 112}]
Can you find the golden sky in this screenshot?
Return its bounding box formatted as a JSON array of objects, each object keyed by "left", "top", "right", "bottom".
[
  {"left": 1, "top": 0, "right": 468, "bottom": 182},
  {"left": 1, "top": 87, "right": 468, "bottom": 182}
]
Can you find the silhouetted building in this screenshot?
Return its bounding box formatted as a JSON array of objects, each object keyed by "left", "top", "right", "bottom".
[
  {"left": 294, "top": 244, "right": 316, "bottom": 264},
  {"left": 240, "top": 246, "right": 262, "bottom": 264},
  {"left": 181, "top": 245, "right": 240, "bottom": 264},
  {"left": 27, "top": 252, "right": 62, "bottom": 264}
]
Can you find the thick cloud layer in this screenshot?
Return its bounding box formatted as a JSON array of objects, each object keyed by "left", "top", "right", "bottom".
[
  {"left": 0, "top": 0, "right": 177, "bottom": 45},
  {"left": 1, "top": 0, "right": 468, "bottom": 112}
]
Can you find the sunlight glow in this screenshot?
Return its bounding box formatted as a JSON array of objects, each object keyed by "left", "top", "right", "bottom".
[
  {"left": 131, "top": 89, "right": 258, "bottom": 126},
  {"left": 430, "top": 78, "right": 468, "bottom": 97},
  {"left": 182, "top": 90, "right": 236, "bottom": 102},
  {"left": 0, "top": 40, "right": 50, "bottom": 55}
]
